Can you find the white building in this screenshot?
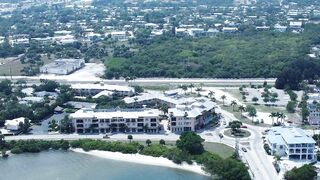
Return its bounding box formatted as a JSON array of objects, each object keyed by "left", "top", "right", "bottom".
[
  {"left": 40, "top": 59, "right": 85, "bottom": 75},
  {"left": 53, "top": 34, "right": 77, "bottom": 44},
  {"left": 289, "top": 21, "right": 302, "bottom": 29},
  {"left": 222, "top": 27, "right": 238, "bottom": 33},
  {"left": 124, "top": 92, "right": 217, "bottom": 132},
  {"left": 187, "top": 28, "right": 205, "bottom": 37},
  {"left": 266, "top": 127, "right": 316, "bottom": 161},
  {"left": 71, "top": 83, "right": 135, "bottom": 96},
  {"left": 274, "top": 24, "right": 287, "bottom": 32},
  {"left": 9, "top": 34, "right": 29, "bottom": 46},
  {"left": 106, "top": 31, "right": 130, "bottom": 41},
  {"left": 70, "top": 108, "right": 161, "bottom": 133},
  {"left": 168, "top": 98, "right": 216, "bottom": 132},
  {"left": 145, "top": 23, "right": 158, "bottom": 29},
  {"left": 5, "top": 117, "right": 28, "bottom": 131}
]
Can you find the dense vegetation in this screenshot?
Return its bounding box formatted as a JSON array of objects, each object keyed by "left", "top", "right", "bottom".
[
  {"left": 0, "top": 132, "right": 250, "bottom": 180},
  {"left": 104, "top": 26, "right": 320, "bottom": 79},
  {"left": 275, "top": 58, "right": 320, "bottom": 90},
  {"left": 284, "top": 164, "right": 317, "bottom": 180},
  {"left": 0, "top": 80, "right": 74, "bottom": 126}
]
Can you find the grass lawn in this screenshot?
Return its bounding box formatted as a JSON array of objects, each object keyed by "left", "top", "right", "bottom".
[
  {"left": 220, "top": 104, "right": 270, "bottom": 127},
  {"left": 204, "top": 142, "right": 234, "bottom": 159},
  {"left": 223, "top": 88, "right": 243, "bottom": 100},
  {"left": 0, "top": 55, "right": 54, "bottom": 76},
  {"left": 109, "top": 139, "right": 233, "bottom": 158},
  {"left": 143, "top": 85, "right": 172, "bottom": 91},
  {"left": 0, "top": 59, "right": 28, "bottom": 76}
]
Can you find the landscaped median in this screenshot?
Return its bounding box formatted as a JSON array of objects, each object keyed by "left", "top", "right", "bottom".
[{"left": 0, "top": 132, "right": 251, "bottom": 180}]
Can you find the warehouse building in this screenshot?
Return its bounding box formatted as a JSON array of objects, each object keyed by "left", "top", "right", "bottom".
[{"left": 40, "top": 58, "right": 85, "bottom": 75}]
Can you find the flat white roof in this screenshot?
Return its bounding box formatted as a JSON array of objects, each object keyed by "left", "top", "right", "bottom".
[
  {"left": 70, "top": 108, "right": 161, "bottom": 119},
  {"left": 5, "top": 117, "right": 26, "bottom": 126},
  {"left": 267, "top": 127, "right": 315, "bottom": 145},
  {"left": 71, "top": 83, "right": 134, "bottom": 92}
]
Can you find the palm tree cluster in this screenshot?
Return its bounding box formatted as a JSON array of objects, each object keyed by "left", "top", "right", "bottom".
[
  {"left": 125, "top": 76, "right": 137, "bottom": 86},
  {"left": 269, "top": 112, "right": 286, "bottom": 125},
  {"left": 230, "top": 100, "right": 237, "bottom": 111}
]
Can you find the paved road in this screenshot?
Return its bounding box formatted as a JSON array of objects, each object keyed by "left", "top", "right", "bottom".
[
  {"left": 0, "top": 76, "right": 276, "bottom": 86},
  {"left": 217, "top": 108, "right": 279, "bottom": 180}
]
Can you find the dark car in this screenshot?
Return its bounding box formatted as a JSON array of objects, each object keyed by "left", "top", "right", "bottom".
[
  {"left": 241, "top": 147, "right": 247, "bottom": 152},
  {"left": 103, "top": 135, "right": 110, "bottom": 139},
  {"left": 219, "top": 133, "right": 224, "bottom": 138}
]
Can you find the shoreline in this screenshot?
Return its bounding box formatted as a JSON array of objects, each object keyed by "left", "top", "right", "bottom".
[{"left": 71, "top": 148, "right": 209, "bottom": 176}]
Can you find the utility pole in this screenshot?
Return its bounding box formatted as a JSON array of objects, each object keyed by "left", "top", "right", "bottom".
[{"left": 235, "top": 137, "right": 240, "bottom": 159}]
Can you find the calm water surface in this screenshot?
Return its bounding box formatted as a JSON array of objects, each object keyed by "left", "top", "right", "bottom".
[{"left": 0, "top": 151, "right": 210, "bottom": 180}]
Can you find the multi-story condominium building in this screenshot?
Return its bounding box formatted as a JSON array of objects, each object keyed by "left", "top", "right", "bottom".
[
  {"left": 266, "top": 127, "right": 316, "bottom": 162},
  {"left": 71, "top": 83, "right": 135, "bottom": 96},
  {"left": 70, "top": 108, "right": 161, "bottom": 134},
  {"left": 125, "top": 91, "right": 217, "bottom": 133},
  {"left": 124, "top": 90, "right": 212, "bottom": 108},
  {"left": 308, "top": 103, "right": 320, "bottom": 125},
  {"left": 168, "top": 98, "right": 216, "bottom": 132},
  {"left": 307, "top": 93, "right": 320, "bottom": 125}
]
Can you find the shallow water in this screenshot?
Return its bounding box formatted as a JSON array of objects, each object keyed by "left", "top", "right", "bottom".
[{"left": 0, "top": 151, "right": 210, "bottom": 180}]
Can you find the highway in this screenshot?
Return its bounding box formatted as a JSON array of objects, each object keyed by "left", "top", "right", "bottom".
[{"left": 0, "top": 75, "right": 276, "bottom": 86}]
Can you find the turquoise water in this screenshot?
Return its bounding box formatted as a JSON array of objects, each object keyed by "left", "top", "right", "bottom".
[{"left": 0, "top": 151, "right": 210, "bottom": 180}]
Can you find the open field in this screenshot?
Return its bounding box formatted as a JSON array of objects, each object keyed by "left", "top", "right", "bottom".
[
  {"left": 203, "top": 142, "right": 234, "bottom": 159},
  {"left": 106, "top": 139, "right": 234, "bottom": 159},
  {"left": 0, "top": 55, "right": 54, "bottom": 76}
]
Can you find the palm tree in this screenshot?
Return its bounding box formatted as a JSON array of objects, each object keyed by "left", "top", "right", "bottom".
[
  {"left": 208, "top": 90, "right": 215, "bottom": 100},
  {"left": 143, "top": 124, "right": 149, "bottom": 133},
  {"left": 238, "top": 105, "right": 245, "bottom": 113},
  {"left": 189, "top": 83, "right": 194, "bottom": 94},
  {"left": 119, "top": 124, "right": 128, "bottom": 132},
  {"left": 127, "top": 135, "right": 133, "bottom": 143},
  {"left": 246, "top": 105, "right": 257, "bottom": 122},
  {"left": 221, "top": 95, "right": 227, "bottom": 106},
  {"left": 133, "top": 97, "right": 138, "bottom": 108},
  {"left": 275, "top": 112, "right": 281, "bottom": 124},
  {"left": 196, "top": 87, "right": 202, "bottom": 96},
  {"left": 146, "top": 139, "right": 152, "bottom": 146},
  {"left": 200, "top": 83, "right": 204, "bottom": 89},
  {"left": 180, "top": 85, "right": 188, "bottom": 95},
  {"left": 231, "top": 100, "right": 237, "bottom": 111},
  {"left": 279, "top": 113, "right": 286, "bottom": 124},
  {"left": 269, "top": 112, "right": 277, "bottom": 125},
  {"left": 160, "top": 104, "right": 169, "bottom": 115},
  {"left": 159, "top": 139, "right": 166, "bottom": 146},
  {"left": 132, "top": 76, "right": 136, "bottom": 86},
  {"left": 125, "top": 76, "right": 131, "bottom": 86}
]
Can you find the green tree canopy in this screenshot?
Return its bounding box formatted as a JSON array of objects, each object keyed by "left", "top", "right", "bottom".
[
  {"left": 284, "top": 164, "right": 317, "bottom": 180},
  {"left": 176, "top": 131, "right": 204, "bottom": 155}
]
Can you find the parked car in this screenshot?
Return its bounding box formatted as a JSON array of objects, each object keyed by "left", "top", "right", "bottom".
[
  {"left": 103, "top": 135, "right": 110, "bottom": 139},
  {"left": 241, "top": 147, "right": 247, "bottom": 152},
  {"left": 219, "top": 133, "right": 224, "bottom": 138},
  {"left": 241, "top": 125, "right": 247, "bottom": 128}
]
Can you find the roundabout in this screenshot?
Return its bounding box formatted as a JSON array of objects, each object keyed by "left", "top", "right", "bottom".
[{"left": 223, "top": 128, "right": 251, "bottom": 138}]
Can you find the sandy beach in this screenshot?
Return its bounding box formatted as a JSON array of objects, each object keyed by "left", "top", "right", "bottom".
[{"left": 72, "top": 148, "right": 209, "bottom": 176}]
